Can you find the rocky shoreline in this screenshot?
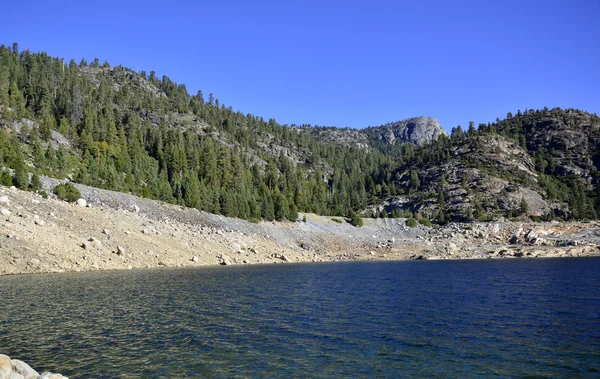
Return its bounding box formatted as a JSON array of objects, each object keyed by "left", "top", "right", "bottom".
[
  {"left": 1, "top": 182, "right": 600, "bottom": 277},
  {"left": 0, "top": 354, "right": 67, "bottom": 379}
]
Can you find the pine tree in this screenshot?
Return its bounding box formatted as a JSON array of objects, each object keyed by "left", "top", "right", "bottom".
[
  {"left": 520, "top": 198, "right": 529, "bottom": 215},
  {"left": 29, "top": 173, "right": 42, "bottom": 191},
  {"left": 12, "top": 163, "right": 28, "bottom": 190},
  {"left": 182, "top": 172, "right": 201, "bottom": 209},
  {"left": 0, "top": 169, "right": 12, "bottom": 186},
  {"left": 261, "top": 194, "right": 275, "bottom": 221},
  {"left": 9, "top": 82, "right": 26, "bottom": 118},
  {"left": 288, "top": 199, "right": 299, "bottom": 221}
]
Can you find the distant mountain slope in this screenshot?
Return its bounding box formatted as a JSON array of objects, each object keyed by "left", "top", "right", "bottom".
[
  {"left": 0, "top": 43, "right": 599, "bottom": 224},
  {"left": 0, "top": 44, "right": 398, "bottom": 222},
  {"left": 380, "top": 109, "right": 600, "bottom": 222}
]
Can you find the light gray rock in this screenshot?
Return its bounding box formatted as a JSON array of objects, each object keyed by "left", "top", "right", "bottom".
[
  {"left": 191, "top": 256, "right": 199, "bottom": 262},
  {"left": 11, "top": 359, "right": 38, "bottom": 379},
  {"left": 0, "top": 354, "right": 12, "bottom": 379},
  {"left": 89, "top": 237, "right": 102, "bottom": 249},
  {"left": 38, "top": 372, "right": 68, "bottom": 379},
  {"left": 219, "top": 254, "right": 232, "bottom": 265},
  {"left": 117, "top": 246, "right": 126, "bottom": 255},
  {"left": 0, "top": 196, "right": 9, "bottom": 205},
  {"left": 28, "top": 258, "right": 41, "bottom": 266},
  {"left": 131, "top": 204, "right": 140, "bottom": 213},
  {"left": 0, "top": 208, "right": 10, "bottom": 217},
  {"left": 34, "top": 219, "right": 46, "bottom": 226},
  {"left": 376, "top": 116, "right": 446, "bottom": 146},
  {"left": 76, "top": 198, "right": 87, "bottom": 207}
]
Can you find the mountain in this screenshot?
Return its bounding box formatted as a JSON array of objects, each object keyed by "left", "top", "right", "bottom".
[{"left": 0, "top": 43, "right": 599, "bottom": 225}]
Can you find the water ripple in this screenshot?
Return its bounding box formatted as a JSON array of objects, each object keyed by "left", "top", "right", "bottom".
[{"left": 1, "top": 258, "right": 599, "bottom": 378}]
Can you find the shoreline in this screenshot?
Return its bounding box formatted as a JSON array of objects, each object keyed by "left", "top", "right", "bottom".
[
  {"left": 2, "top": 183, "right": 600, "bottom": 277},
  {"left": 0, "top": 354, "right": 67, "bottom": 379}
]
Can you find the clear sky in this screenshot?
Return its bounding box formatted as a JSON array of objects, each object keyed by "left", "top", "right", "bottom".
[{"left": 2, "top": 0, "right": 599, "bottom": 131}]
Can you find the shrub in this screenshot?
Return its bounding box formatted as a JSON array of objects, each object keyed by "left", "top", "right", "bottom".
[
  {"left": 350, "top": 212, "right": 364, "bottom": 227},
  {"left": 53, "top": 182, "right": 81, "bottom": 202},
  {"left": 419, "top": 218, "right": 432, "bottom": 227},
  {"left": 331, "top": 218, "right": 343, "bottom": 224},
  {"left": 406, "top": 218, "right": 418, "bottom": 227}
]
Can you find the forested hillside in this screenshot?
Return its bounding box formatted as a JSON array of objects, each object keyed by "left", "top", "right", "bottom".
[
  {"left": 1, "top": 43, "right": 599, "bottom": 224},
  {"left": 0, "top": 43, "right": 404, "bottom": 223}
]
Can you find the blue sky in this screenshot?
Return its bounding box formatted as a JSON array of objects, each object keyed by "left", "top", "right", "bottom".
[{"left": 2, "top": 0, "right": 599, "bottom": 131}]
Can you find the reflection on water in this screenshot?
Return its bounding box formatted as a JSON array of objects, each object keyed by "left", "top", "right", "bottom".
[{"left": 1, "top": 258, "right": 599, "bottom": 378}]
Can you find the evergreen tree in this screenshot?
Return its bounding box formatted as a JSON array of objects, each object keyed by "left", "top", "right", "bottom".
[
  {"left": 12, "top": 163, "right": 28, "bottom": 189},
  {"left": 182, "top": 172, "right": 201, "bottom": 208},
  {"left": 29, "top": 173, "right": 42, "bottom": 191}
]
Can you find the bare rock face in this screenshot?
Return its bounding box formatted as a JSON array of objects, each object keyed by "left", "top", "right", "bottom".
[
  {"left": 294, "top": 116, "right": 446, "bottom": 150},
  {"left": 387, "top": 134, "right": 561, "bottom": 221},
  {"left": 372, "top": 116, "right": 447, "bottom": 145}
]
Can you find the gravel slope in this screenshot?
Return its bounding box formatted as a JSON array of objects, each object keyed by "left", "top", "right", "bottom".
[{"left": 1, "top": 181, "right": 599, "bottom": 276}]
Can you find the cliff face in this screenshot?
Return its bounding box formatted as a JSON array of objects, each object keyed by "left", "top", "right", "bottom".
[
  {"left": 296, "top": 116, "right": 447, "bottom": 151},
  {"left": 368, "top": 116, "right": 447, "bottom": 146}
]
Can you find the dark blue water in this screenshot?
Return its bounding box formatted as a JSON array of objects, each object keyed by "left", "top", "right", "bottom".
[{"left": 1, "top": 258, "right": 599, "bottom": 378}]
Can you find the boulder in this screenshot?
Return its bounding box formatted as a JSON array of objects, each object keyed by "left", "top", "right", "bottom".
[
  {"left": 28, "top": 258, "right": 41, "bottom": 266},
  {"left": 34, "top": 219, "right": 46, "bottom": 226},
  {"left": 89, "top": 237, "right": 102, "bottom": 249},
  {"left": 116, "top": 246, "right": 126, "bottom": 255},
  {"left": 0, "top": 208, "right": 10, "bottom": 217},
  {"left": 38, "top": 373, "right": 68, "bottom": 379},
  {"left": 0, "top": 196, "right": 9, "bottom": 205},
  {"left": 76, "top": 198, "right": 87, "bottom": 207},
  {"left": 0, "top": 354, "right": 12, "bottom": 378},
  {"left": 218, "top": 254, "right": 232, "bottom": 265},
  {"left": 410, "top": 254, "right": 425, "bottom": 260},
  {"left": 131, "top": 204, "right": 140, "bottom": 213},
  {"left": 11, "top": 359, "right": 38, "bottom": 379}
]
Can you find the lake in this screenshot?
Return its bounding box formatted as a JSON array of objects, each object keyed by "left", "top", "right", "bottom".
[{"left": 1, "top": 258, "right": 599, "bottom": 378}]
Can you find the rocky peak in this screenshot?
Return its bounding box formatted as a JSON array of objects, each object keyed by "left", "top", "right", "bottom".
[{"left": 369, "top": 116, "right": 447, "bottom": 145}]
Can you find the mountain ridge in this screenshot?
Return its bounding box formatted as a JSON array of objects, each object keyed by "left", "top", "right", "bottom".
[{"left": 0, "top": 44, "right": 599, "bottom": 225}]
